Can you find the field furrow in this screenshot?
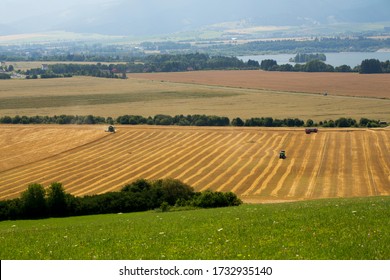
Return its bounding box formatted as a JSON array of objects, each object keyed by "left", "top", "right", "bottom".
[
  {"left": 362, "top": 133, "right": 377, "bottom": 196},
  {"left": 212, "top": 133, "right": 266, "bottom": 192},
  {"left": 338, "top": 132, "right": 352, "bottom": 198},
  {"left": 371, "top": 131, "right": 390, "bottom": 195},
  {"left": 286, "top": 133, "right": 319, "bottom": 198},
  {"left": 269, "top": 133, "right": 301, "bottom": 197},
  {"left": 77, "top": 131, "right": 223, "bottom": 194},
  {"left": 0, "top": 131, "right": 145, "bottom": 192},
  {"left": 184, "top": 132, "right": 247, "bottom": 187},
  {"left": 315, "top": 132, "right": 338, "bottom": 198},
  {"left": 157, "top": 133, "right": 228, "bottom": 181},
  {"left": 253, "top": 133, "right": 295, "bottom": 195},
  {"left": 71, "top": 131, "right": 201, "bottom": 195},
  {"left": 233, "top": 133, "right": 280, "bottom": 195},
  {"left": 242, "top": 133, "right": 288, "bottom": 196},
  {"left": 304, "top": 133, "right": 329, "bottom": 198},
  {"left": 207, "top": 133, "right": 266, "bottom": 191},
  {"left": 0, "top": 131, "right": 151, "bottom": 198}
]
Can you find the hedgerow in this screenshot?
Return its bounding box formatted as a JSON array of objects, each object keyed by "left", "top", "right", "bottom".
[
  {"left": 0, "top": 114, "right": 386, "bottom": 127},
  {"left": 0, "top": 179, "right": 242, "bottom": 221}
]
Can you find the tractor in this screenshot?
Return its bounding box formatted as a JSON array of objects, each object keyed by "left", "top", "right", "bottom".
[{"left": 279, "top": 150, "right": 286, "bottom": 159}]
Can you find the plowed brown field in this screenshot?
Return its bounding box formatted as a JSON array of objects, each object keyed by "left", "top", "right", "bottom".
[
  {"left": 1, "top": 125, "right": 389, "bottom": 203},
  {"left": 128, "top": 70, "right": 390, "bottom": 99}
]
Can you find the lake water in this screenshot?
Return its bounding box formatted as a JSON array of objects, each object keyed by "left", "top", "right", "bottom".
[{"left": 239, "top": 52, "right": 390, "bottom": 67}]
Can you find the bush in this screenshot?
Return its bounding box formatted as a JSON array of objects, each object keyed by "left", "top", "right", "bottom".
[{"left": 192, "top": 190, "right": 242, "bottom": 208}]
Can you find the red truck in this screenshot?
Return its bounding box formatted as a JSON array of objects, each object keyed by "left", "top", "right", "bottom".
[{"left": 305, "top": 128, "right": 318, "bottom": 134}]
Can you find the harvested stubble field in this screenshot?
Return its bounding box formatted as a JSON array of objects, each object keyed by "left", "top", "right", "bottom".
[
  {"left": 0, "top": 125, "right": 389, "bottom": 203},
  {"left": 1, "top": 73, "right": 389, "bottom": 122}
]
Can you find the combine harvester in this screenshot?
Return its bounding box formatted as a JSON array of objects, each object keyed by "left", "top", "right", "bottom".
[{"left": 105, "top": 125, "right": 116, "bottom": 133}]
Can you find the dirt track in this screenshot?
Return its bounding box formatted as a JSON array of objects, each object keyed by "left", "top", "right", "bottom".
[{"left": 0, "top": 125, "right": 389, "bottom": 203}]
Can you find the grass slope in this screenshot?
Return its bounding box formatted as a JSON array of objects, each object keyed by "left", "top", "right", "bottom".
[{"left": 1, "top": 196, "right": 389, "bottom": 260}]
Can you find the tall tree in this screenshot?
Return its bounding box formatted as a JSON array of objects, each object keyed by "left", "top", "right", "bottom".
[
  {"left": 21, "top": 183, "right": 47, "bottom": 219},
  {"left": 46, "top": 182, "right": 68, "bottom": 217}
]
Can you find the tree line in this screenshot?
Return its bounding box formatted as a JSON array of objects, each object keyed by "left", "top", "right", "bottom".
[
  {"left": 25, "top": 63, "right": 123, "bottom": 79},
  {"left": 0, "top": 179, "right": 242, "bottom": 221},
  {"left": 260, "top": 58, "right": 390, "bottom": 73},
  {"left": 0, "top": 114, "right": 386, "bottom": 128},
  {"left": 19, "top": 53, "right": 259, "bottom": 79}
]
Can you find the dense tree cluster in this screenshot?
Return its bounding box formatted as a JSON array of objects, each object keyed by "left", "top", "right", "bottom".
[
  {"left": 0, "top": 179, "right": 242, "bottom": 220},
  {"left": 359, "top": 59, "right": 390, "bottom": 73},
  {"left": 125, "top": 53, "right": 256, "bottom": 73},
  {"left": 289, "top": 53, "right": 326, "bottom": 63}
]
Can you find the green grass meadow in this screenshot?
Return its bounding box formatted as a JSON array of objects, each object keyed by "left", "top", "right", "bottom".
[{"left": 1, "top": 196, "right": 389, "bottom": 260}]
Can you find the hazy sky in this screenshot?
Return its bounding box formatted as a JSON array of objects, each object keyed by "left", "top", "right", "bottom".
[
  {"left": 1, "top": 0, "right": 388, "bottom": 36},
  {"left": 1, "top": 0, "right": 118, "bottom": 23}
]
